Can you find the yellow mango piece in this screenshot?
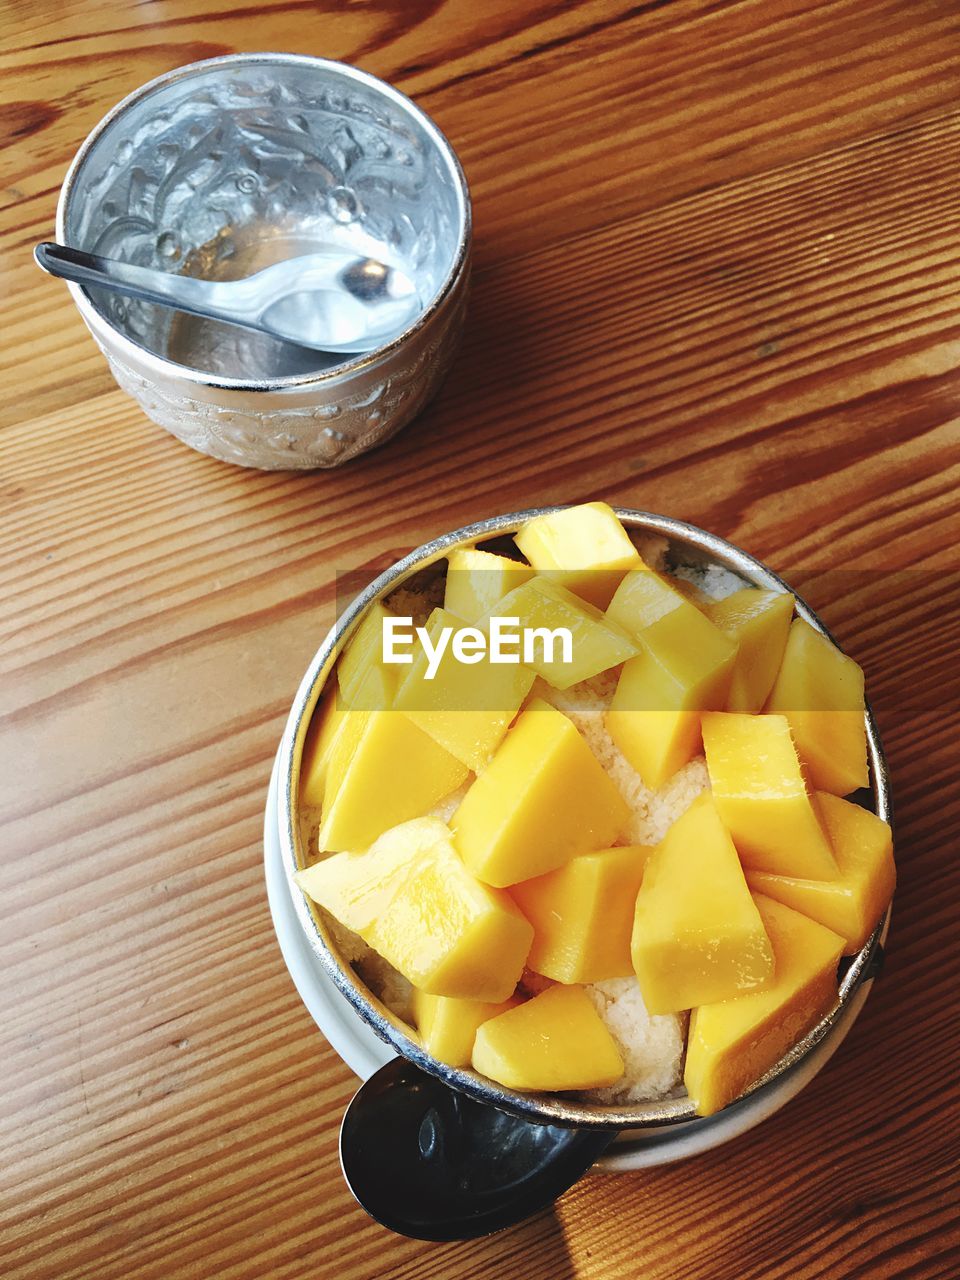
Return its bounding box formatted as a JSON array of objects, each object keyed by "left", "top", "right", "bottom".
[
  {"left": 704, "top": 588, "right": 794, "bottom": 713},
  {"left": 605, "top": 607, "right": 737, "bottom": 789},
  {"left": 297, "top": 816, "right": 445, "bottom": 932},
  {"left": 337, "top": 601, "right": 400, "bottom": 711},
  {"left": 631, "top": 795, "right": 774, "bottom": 1013},
  {"left": 746, "top": 793, "right": 895, "bottom": 954},
  {"left": 472, "top": 984, "right": 624, "bottom": 1091},
  {"left": 511, "top": 845, "right": 652, "bottom": 983},
  {"left": 297, "top": 818, "right": 533, "bottom": 1002},
  {"left": 368, "top": 854, "right": 533, "bottom": 1003},
  {"left": 443, "top": 548, "right": 534, "bottom": 624},
  {"left": 606, "top": 567, "right": 701, "bottom": 638},
  {"left": 765, "top": 618, "right": 868, "bottom": 795},
  {"left": 453, "top": 699, "right": 630, "bottom": 887},
  {"left": 484, "top": 577, "right": 637, "bottom": 690},
  {"left": 684, "top": 894, "right": 844, "bottom": 1115},
  {"left": 702, "top": 712, "right": 837, "bottom": 879},
  {"left": 299, "top": 688, "right": 350, "bottom": 808},
  {"left": 513, "top": 502, "right": 644, "bottom": 609},
  {"left": 413, "top": 990, "right": 520, "bottom": 1068},
  {"left": 301, "top": 655, "right": 402, "bottom": 807},
  {"left": 318, "top": 710, "right": 469, "bottom": 853},
  {"left": 392, "top": 607, "right": 536, "bottom": 772}
]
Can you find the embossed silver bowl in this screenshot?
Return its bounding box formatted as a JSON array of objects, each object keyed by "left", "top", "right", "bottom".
[
  {"left": 276, "top": 509, "right": 892, "bottom": 1137},
  {"left": 56, "top": 54, "right": 471, "bottom": 469}
]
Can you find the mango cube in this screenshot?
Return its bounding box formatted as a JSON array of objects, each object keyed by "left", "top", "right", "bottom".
[
  {"left": 299, "top": 688, "right": 351, "bottom": 808},
  {"left": 413, "top": 990, "right": 520, "bottom": 1068},
  {"left": 368, "top": 853, "right": 532, "bottom": 1003},
  {"left": 746, "top": 793, "right": 894, "bottom": 953},
  {"left": 302, "top": 642, "right": 404, "bottom": 806},
  {"left": 472, "top": 984, "right": 624, "bottom": 1091},
  {"left": 605, "top": 607, "right": 737, "bottom": 789},
  {"left": 702, "top": 712, "right": 837, "bottom": 879},
  {"left": 297, "top": 818, "right": 533, "bottom": 1002},
  {"left": 452, "top": 699, "right": 630, "bottom": 887},
  {"left": 704, "top": 588, "right": 794, "bottom": 713},
  {"left": 631, "top": 795, "right": 774, "bottom": 1013},
  {"left": 484, "top": 577, "right": 637, "bottom": 690},
  {"left": 514, "top": 502, "right": 643, "bottom": 609},
  {"left": 511, "top": 845, "right": 651, "bottom": 983},
  {"left": 337, "top": 601, "right": 400, "bottom": 711},
  {"left": 443, "top": 548, "right": 534, "bottom": 624},
  {"left": 606, "top": 567, "right": 700, "bottom": 638},
  {"left": 765, "top": 618, "right": 868, "bottom": 795},
  {"left": 297, "top": 816, "right": 444, "bottom": 932},
  {"left": 393, "top": 607, "right": 536, "bottom": 772},
  {"left": 318, "top": 709, "right": 469, "bottom": 852},
  {"left": 684, "top": 894, "right": 844, "bottom": 1115}
]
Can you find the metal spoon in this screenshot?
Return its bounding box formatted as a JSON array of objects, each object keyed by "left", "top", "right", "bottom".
[
  {"left": 339, "top": 1057, "right": 617, "bottom": 1240},
  {"left": 34, "top": 242, "right": 421, "bottom": 355}
]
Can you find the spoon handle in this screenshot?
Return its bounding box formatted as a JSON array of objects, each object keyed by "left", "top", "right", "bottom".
[{"left": 34, "top": 242, "right": 232, "bottom": 323}]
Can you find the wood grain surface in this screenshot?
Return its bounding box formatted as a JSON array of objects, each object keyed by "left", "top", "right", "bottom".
[{"left": 2, "top": 2, "right": 959, "bottom": 1277}]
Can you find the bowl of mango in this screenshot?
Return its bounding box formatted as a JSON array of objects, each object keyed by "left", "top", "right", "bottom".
[{"left": 278, "top": 504, "right": 892, "bottom": 1129}]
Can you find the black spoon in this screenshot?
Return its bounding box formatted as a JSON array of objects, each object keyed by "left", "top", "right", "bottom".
[{"left": 339, "top": 1057, "right": 618, "bottom": 1240}]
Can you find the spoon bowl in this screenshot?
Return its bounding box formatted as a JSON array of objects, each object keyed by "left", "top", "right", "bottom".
[{"left": 340, "top": 1057, "right": 616, "bottom": 1241}]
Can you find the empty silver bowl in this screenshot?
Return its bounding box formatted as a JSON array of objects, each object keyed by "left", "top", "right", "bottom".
[
  {"left": 276, "top": 508, "right": 891, "bottom": 1132},
  {"left": 56, "top": 53, "right": 471, "bottom": 469}
]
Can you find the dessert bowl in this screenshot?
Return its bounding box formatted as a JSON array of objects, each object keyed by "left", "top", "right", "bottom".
[
  {"left": 56, "top": 53, "right": 471, "bottom": 469},
  {"left": 275, "top": 509, "right": 891, "bottom": 1133}
]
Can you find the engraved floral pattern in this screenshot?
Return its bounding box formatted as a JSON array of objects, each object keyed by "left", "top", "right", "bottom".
[
  {"left": 63, "top": 57, "right": 469, "bottom": 468},
  {"left": 101, "top": 288, "right": 466, "bottom": 469}
]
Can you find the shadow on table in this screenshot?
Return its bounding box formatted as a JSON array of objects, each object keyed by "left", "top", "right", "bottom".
[
  {"left": 363, "top": 253, "right": 543, "bottom": 473},
  {"left": 380, "top": 1203, "right": 577, "bottom": 1280}
]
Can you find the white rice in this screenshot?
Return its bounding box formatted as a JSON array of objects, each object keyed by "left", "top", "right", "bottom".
[{"left": 584, "top": 980, "right": 688, "bottom": 1103}]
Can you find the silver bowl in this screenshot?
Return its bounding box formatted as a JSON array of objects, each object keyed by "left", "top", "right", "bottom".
[
  {"left": 277, "top": 509, "right": 891, "bottom": 1129},
  {"left": 56, "top": 53, "right": 471, "bottom": 469}
]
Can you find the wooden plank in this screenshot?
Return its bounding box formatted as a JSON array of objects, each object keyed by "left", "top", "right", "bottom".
[{"left": 1, "top": 2, "right": 958, "bottom": 1277}]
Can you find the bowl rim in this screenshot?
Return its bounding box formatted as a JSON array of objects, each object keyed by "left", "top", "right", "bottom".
[
  {"left": 55, "top": 51, "right": 472, "bottom": 394},
  {"left": 277, "top": 507, "right": 893, "bottom": 1130}
]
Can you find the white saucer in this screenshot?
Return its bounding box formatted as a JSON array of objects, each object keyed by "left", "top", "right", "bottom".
[{"left": 263, "top": 755, "right": 877, "bottom": 1172}]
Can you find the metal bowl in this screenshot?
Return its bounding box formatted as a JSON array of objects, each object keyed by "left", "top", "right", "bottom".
[
  {"left": 277, "top": 509, "right": 891, "bottom": 1130},
  {"left": 56, "top": 54, "right": 471, "bottom": 469}
]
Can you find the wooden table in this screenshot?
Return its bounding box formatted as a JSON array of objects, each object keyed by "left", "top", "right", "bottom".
[{"left": 3, "top": 3, "right": 959, "bottom": 1276}]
